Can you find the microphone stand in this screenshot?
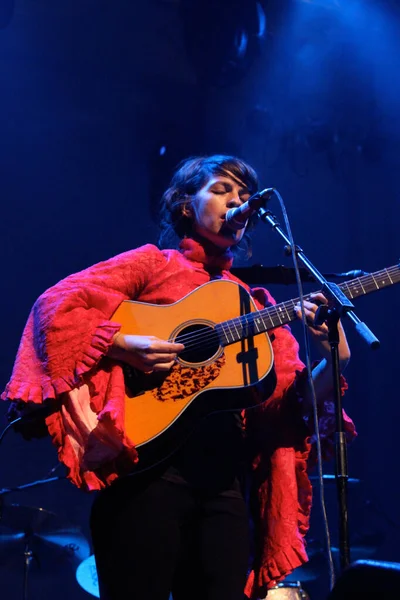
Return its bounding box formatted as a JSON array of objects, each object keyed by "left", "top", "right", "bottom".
[{"left": 258, "top": 205, "right": 380, "bottom": 574}]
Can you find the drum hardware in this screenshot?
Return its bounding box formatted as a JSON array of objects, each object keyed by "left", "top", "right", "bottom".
[
  {"left": 0, "top": 503, "right": 90, "bottom": 600},
  {"left": 76, "top": 555, "right": 174, "bottom": 600},
  {"left": 309, "top": 475, "right": 360, "bottom": 485},
  {"left": 262, "top": 581, "right": 310, "bottom": 599},
  {"left": 76, "top": 554, "right": 99, "bottom": 598}
]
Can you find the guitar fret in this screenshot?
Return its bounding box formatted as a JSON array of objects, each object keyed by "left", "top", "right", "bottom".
[
  {"left": 288, "top": 299, "right": 297, "bottom": 315},
  {"left": 253, "top": 316, "right": 262, "bottom": 333},
  {"left": 266, "top": 312, "right": 276, "bottom": 328},
  {"left": 370, "top": 273, "right": 379, "bottom": 290},
  {"left": 385, "top": 268, "right": 394, "bottom": 285},
  {"left": 231, "top": 318, "right": 241, "bottom": 341},
  {"left": 220, "top": 322, "right": 233, "bottom": 345},
  {"left": 229, "top": 323, "right": 238, "bottom": 343},
  {"left": 283, "top": 302, "right": 292, "bottom": 322},
  {"left": 343, "top": 282, "right": 354, "bottom": 299},
  {"left": 357, "top": 277, "right": 366, "bottom": 294},
  {"left": 266, "top": 311, "right": 276, "bottom": 328},
  {"left": 246, "top": 314, "right": 254, "bottom": 336}
]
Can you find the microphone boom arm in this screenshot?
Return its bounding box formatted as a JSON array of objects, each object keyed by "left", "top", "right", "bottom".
[{"left": 258, "top": 206, "right": 380, "bottom": 348}]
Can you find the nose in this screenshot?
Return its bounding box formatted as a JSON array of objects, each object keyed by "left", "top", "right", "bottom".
[{"left": 226, "top": 195, "right": 242, "bottom": 208}]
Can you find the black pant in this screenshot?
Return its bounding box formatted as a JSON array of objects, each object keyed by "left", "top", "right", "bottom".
[{"left": 90, "top": 474, "right": 250, "bottom": 600}]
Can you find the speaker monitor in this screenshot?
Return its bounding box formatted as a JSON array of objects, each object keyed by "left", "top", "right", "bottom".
[{"left": 327, "top": 559, "right": 400, "bottom": 599}]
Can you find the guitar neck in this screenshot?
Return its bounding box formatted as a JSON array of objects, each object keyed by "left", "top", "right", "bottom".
[{"left": 217, "top": 264, "right": 400, "bottom": 346}]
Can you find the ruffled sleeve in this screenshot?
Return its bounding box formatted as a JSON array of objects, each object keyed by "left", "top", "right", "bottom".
[{"left": 1, "top": 244, "right": 166, "bottom": 405}]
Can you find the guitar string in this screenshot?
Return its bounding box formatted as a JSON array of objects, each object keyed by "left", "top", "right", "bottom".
[
  {"left": 168, "top": 266, "right": 400, "bottom": 352},
  {"left": 169, "top": 267, "right": 400, "bottom": 352}
]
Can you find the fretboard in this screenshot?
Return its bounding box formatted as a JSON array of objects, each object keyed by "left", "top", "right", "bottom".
[{"left": 216, "top": 264, "right": 400, "bottom": 346}]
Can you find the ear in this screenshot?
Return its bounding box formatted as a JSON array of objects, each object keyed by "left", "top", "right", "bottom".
[{"left": 181, "top": 203, "right": 193, "bottom": 218}]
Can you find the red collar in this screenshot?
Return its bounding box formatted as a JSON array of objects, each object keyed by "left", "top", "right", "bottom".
[{"left": 179, "top": 238, "right": 233, "bottom": 271}]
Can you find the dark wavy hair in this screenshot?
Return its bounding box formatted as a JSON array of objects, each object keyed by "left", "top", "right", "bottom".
[{"left": 158, "top": 155, "right": 259, "bottom": 257}]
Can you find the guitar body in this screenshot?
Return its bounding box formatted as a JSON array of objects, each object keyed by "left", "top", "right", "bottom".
[{"left": 111, "top": 279, "right": 276, "bottom": 468}]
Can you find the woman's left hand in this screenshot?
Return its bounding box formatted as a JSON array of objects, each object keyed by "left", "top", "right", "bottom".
[{"left": 294, "top": 293, "right": 351, "bottom": 369}]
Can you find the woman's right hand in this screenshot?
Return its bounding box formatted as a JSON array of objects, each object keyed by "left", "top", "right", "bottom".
[{"left": 108, "top": 333, "right": 184, "bottom": 373}]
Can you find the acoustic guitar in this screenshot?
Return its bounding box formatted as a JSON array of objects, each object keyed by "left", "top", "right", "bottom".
[{"left": 111, "top": 264, "right": 399, "bottom": 467}]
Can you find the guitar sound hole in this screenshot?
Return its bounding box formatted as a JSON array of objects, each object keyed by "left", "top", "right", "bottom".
[{"left": 176, "top": 324, "right": 220, "bottom": 364}]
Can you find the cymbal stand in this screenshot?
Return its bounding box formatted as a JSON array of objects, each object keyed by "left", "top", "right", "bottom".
[
  {"left": 23, "top": 538, "right": 37, "bottom": 600},
  {"left": 0, "top": 473, "right": 66, "bottom": 600}
]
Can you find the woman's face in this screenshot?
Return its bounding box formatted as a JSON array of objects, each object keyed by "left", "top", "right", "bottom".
[{"left": 187, "top": 173, "right": 251, "bottom": 250}]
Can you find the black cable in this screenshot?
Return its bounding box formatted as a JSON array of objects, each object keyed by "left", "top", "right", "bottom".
[{"left": 0, "top": 417, "right": 22, "bottom": 445}]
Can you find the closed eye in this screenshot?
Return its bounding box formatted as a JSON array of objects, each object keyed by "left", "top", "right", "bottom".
[{"left": 211, "top": 184, "right": 250, "bottom": 201}]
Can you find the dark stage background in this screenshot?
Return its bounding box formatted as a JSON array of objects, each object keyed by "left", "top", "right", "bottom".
[{"left": 0, "top": 1, "right": 399, "bottom": 599}]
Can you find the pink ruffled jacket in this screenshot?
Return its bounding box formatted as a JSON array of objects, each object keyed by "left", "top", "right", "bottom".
[{"left": 1, "top": 242, "right": 356, "bottom": 597}]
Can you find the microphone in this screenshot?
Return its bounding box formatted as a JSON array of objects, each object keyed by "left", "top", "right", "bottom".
[{"left": 225, "top": 188, "right": 275, "bottom": 231}]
